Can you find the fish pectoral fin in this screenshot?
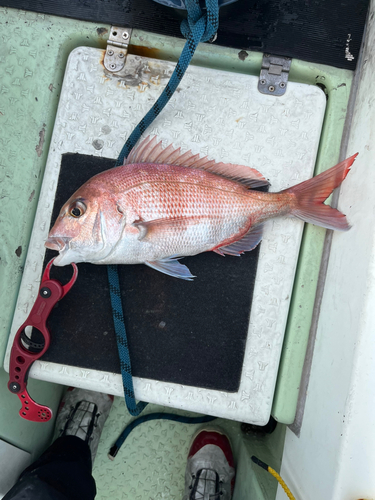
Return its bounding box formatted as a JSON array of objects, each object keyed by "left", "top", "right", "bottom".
[
  {"left": 145, "top": 257, "right": 195, "bottom": 281},
  {"left": 215, "top": 223, "right": 265, "bottom": 256},
  {"left": 134, "top": 216, "right": 208, "bottom": 241},
  {"left": 92, "top": 209, "right": 108, "bottom": 253}
]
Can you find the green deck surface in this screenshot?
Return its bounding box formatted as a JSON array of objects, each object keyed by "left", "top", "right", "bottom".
[
  {"left": 0, "top": 6, "right": 352, "bottom": 451},
  {"left": 93, "top": 397, "right": 286, "bottom": 500}
]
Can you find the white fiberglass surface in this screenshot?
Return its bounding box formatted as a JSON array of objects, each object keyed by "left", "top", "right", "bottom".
[{"left": 277, "top": 4, "right": 375, "bottom": 499}]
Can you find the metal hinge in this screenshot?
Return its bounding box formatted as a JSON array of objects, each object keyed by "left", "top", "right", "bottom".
[
  {"left": 104, "top": 26, "right": 133, "bottom": 73},
  {"left": 258, "top": 54, "right": 292, "bottom": 96}
]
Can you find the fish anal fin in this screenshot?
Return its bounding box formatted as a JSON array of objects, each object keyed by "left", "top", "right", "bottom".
[
  {"left": 213, "top": 248, "right": 225, "bottom": 256},
  {"left": 216, "top": 224, "right": 264, "bottom": 256},
  {"left": 145, "top": 257, "right": 195, "bottom": 280},
  {"left": 125, "top": 136, "right": 269, "bottom": 188}
]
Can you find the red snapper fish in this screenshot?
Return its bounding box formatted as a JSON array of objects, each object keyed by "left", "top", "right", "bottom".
[{"left": 45, "top": 136, "right": 357, "bottom": 280}]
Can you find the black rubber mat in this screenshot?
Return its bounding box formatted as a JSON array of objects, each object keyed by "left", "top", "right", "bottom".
[
  {"left": 2, "top": 0, "right": 369, "bottom": 70},
  {"left": 37, "top": 153, "right": 264, "bottom": 392}
]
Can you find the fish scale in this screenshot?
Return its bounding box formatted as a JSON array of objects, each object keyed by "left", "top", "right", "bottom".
[{"left": 122, "top": 173, "right": 250, "bottom": 221}]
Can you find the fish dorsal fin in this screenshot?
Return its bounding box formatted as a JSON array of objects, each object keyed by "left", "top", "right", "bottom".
[{"left": 125, "top": 136, "right": 269, "bottom": 189}]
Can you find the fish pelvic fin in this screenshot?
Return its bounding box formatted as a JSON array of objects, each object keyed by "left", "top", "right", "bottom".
[
  {"left": 125, "top": 136, "right": 269, "bottom": 189},
  {"left": 145, "top": 257, "right": 195, "bottom": 281},
  {"left": 283, "top": 153, "right": 358, "bottom": 231}
]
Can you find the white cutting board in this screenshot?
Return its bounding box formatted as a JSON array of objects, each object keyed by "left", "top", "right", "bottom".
[{"left": 4, "top": 47, "right": 326, "bottom": 424}]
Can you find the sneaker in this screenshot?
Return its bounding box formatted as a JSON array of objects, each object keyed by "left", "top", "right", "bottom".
[
  {"left": 54, "top": 387, "right": 113, "bottom": 462},
  {"left": 183, "top": 429, "right": 235, "bottom": 500}
]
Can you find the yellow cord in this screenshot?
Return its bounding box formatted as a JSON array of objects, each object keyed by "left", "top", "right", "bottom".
[
  {"left": 267, "top": 466, "right": 296, "bottom": 500},
  {"left": 251, "top": 456, "right": 296, "bottom": 500}
]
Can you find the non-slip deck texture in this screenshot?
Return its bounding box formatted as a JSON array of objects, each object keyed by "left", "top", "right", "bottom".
[
  {"left": 1, "top": 0, "right": 369, "bottom": 70},
  {"left": 40, "top": 152, "right": 261, "bottom": 393}
]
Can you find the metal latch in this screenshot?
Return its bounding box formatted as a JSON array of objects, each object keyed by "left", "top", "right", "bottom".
[
  {"left": 104, "top": 26, "right": 132, "bottom": 73},
  {"left": 258, "top": 54, "right": 292, "bottom": 96}
]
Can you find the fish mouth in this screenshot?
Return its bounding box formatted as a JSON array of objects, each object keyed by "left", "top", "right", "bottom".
[{"left": 45, "top": 236, "right": 72, "bottom": 252}]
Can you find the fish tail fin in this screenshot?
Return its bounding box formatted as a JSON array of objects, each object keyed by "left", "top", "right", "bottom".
[{"left": 283, "top": 153, "right": 358, "bottom": 231}]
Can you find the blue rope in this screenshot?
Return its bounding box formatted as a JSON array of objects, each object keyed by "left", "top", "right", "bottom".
[
  {"left": 107, "top": 265, "right": 148, "bottom": 416},
  {"left": 108, "top": 413, "right": 217, "bottom": 459},
  {"left": 108, "top": 0, "right": 220, "bottom": 416},
  {"left": 115, "top": 0, "right": 219, "bottom": 166}
]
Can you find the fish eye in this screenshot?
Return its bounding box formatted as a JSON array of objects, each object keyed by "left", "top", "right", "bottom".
[{"left": 69, "top": 201, "right": 86, "bottom": 218}]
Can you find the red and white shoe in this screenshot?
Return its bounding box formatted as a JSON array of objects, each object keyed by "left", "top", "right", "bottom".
[{"left": 183, "top": 430, "right": 235, "bottom": 500}]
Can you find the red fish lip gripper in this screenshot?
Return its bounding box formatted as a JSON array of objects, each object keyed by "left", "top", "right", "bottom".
[{"left": 8, "top": 258, "right": 78, "bottom": 422}]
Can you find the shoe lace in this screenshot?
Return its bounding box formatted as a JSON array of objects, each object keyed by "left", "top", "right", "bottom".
[
  {"left": 62, "top": 401, "right": 99, "bottom": 443},
  {"left": 189, "top": 468, "right": 223, "bottom": 500}
]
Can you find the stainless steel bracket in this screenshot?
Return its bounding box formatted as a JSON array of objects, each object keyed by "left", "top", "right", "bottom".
[
  {"left": 258, "top": 54, "right": 292, "bottom": 96},
  {"left": 104, "top": 26, "right": 133, "bottom": 73}
]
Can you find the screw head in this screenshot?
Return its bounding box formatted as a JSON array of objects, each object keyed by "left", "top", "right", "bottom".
[
  {"left": 260, "top": 79, "right": 266, "bottom": 85},
  {"left": 109, "top": 63, "right": 116, "bottom": 70},
  {"left": 40, "top": 287, "right": 51, "bottom": 298},
  {"left": 122, "top": 31, "right": 129, "bottom": 40},
  {"left": 9, "top": 382, "right": 20, "bottom": 393},
  {"left": 280, "top": 82, "right": 286, "bottom": 88},
  {"left": 107, "top": 49, "right": 114, "bottom": 56},
  {"left": 118, "top": 52, "right": 124, "bottom": 58},
  {"left": 268, "top": 85, "right": 275, "bottom": 92}
]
